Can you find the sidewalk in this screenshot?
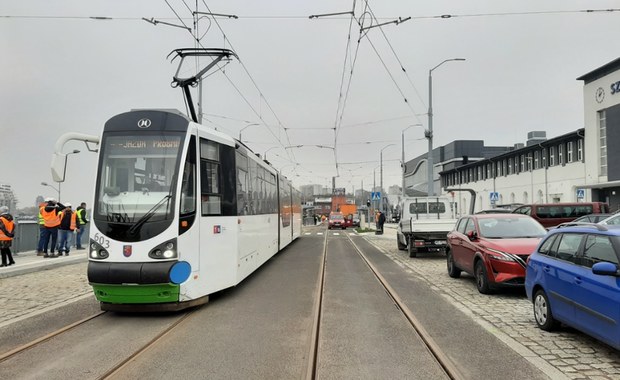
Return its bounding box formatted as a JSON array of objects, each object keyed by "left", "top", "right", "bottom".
[{"left": 0, "top": 249, "right": 88, "bottom": 279}]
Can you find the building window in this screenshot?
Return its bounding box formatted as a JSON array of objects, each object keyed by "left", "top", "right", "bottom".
[
  {"left": 542, "top": 148, "right": 547, "bottom": 168},
  {"left": 599, "top": 110, "right": 607, "bottom": 176},
  {"left": 549, "top": 146, "right": 556, "bottom": 167},
  {"left": 508, "top": 158, "right": 513, "bottom": 175},
  {"left": 527, "top": 153, "right": 533, "bottom": 171},
  {"left": 487, "top": 164, "right": 491, "bottom": 178},
  {"left": 578, "top": 139, "right": 583, "bottom": 161},
  {"left": 520, "top": 155, "right": 525, "bottom": 173},
  {"left": 567, "top": 141, "right": 573, "bottom": 163},
  {"left": 534, "top": 151, "right": 539, "bottom": 169},
  {"left": 558, "top": 144, "right": 564, "bottom": 165}
]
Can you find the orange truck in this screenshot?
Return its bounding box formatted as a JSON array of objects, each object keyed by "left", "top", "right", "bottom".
[{"left": 339, "top": 204, "right": 357, "bottom": 227}]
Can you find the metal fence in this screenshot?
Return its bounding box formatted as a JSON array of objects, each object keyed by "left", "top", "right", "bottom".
[{"left": 12, "top": 221, "right": 90, "bottom": 253}]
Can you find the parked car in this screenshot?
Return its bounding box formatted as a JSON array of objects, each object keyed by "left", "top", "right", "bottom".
[
  {"left": 328, "top": 212, "right": 346, "bottom": 230},
  {"left": 475, "top": 209, "right": 513, "bottom": 214},
  {"left": 512, "top": 202, "right": 610, "bottom": 229},
  {"left": 600, "top": 213, "right": 620, "bottom": 226},
  {"left": 352, "top": 216, "right": 360, "bottom": 227},
  {"left": 446, "top": 214, "right": 547, "bottom": 294},
  {"left": 525, "top": 224, "right": 620, "bottom": 350},
  {"left": 555, "top": 213, "right": 614, "bottom": 228}
]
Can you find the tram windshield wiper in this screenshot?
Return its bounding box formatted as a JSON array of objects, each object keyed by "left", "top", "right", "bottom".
[{"left": 128, "top": 195, "right": 172, "bottom": 235}]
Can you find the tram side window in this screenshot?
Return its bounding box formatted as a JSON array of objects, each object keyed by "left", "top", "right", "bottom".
[
  {"left": 200, "top": 139, "right": 221, "bottom": 215},
  {"left": 236, "top": 152, "right": 249, "bottom": 215},
  {"left": 180, "top": 136, "right": 196, "bottom": 215}
]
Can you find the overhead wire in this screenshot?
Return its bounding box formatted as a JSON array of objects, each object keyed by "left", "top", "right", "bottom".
[
  {"left": 163, "top": 0, "right": 300, "bottom": 170},
  {"left": 363, "top": 1, "right": 427, "bottom": 114},
  {"left": 3, "top": 8, "right": 619, "bottom": 21},
  {"left": 200, "top": 0, "right": 298, "bottom": 164}
]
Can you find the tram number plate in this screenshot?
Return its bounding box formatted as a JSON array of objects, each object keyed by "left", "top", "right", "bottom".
[{"left": 434, "top": 240, "right": 447, "bottom": 245}]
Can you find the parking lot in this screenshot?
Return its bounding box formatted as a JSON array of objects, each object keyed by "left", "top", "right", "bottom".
[{"left": 368, "top": 225, "right": 620, "bottom": 380}]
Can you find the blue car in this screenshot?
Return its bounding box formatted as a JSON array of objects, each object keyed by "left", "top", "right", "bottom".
[{"left": 525, "top": 224, "right": 620, "bottom": 350}]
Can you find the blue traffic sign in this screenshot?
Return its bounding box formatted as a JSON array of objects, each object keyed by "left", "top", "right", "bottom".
[
  {"left": 371, "top": 192, "right": 381, "bottom": 201},
  {"left": 576, "top": 189, "right": 585, "bottom": 199},
  {"left": 489, "top": 192, "right": 499, "bottom": 202}
]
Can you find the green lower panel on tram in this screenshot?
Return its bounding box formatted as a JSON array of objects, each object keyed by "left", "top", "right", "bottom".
[{"left": 91, "top": 283, "right": 180, "bottom": 304}]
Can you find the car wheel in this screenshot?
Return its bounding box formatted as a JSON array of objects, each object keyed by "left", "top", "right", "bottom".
[
  {"left": 397, "top": 236, "right": 406, "bottom": 251},
  {"left": 407, "top": 236, "right": 417, "bottom": 258},
  {"left": 533, "top": 289, "right": 559, "bottom": 331},
  {"left": 474, "top": 260, "right": 492, "bottom": 294},
  {"left": 447, "top": 250, "right": 461, "bottom": 278}
]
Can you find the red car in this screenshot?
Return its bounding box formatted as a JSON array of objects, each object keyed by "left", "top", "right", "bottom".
[
  {"left": 446, "top": 214, "right": 547, "bottom": 294},
  {"left": 328, "top": 212, "right": 346, "bottom": 230}
]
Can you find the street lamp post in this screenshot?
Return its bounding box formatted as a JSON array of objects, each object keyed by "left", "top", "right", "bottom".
[
  {"left": 239, "top": 123, "right": 259, "bottom": 141},
  {"left": 41, "top": 182, "right": 60, "bottom": 202},
  {"left": 380, "top": 144, "right": 395, "bottom": 213},
  {"left": 401, "top": 124, "right": 423, "bottom": 198},
  {"left": 263, "top": 146, "right": 278, "bottom": 161},
  {"left": 41, "top": 149, "right": 80, "bottom": 202},
  {"left": 427, "top": 58, "right": 465, "bottom": 196}
]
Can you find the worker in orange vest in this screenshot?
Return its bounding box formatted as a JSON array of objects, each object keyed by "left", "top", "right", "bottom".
[
  {"left": 36, "top": 200, "right": 47, "bottom": 255},
  {"left": 0, "top": 206, "right": 16, "bottom": 267},
  {"left": 40, "top": 198, "right": 64, "bottom": 258},
  {"left": 57, "top": 203, "right": 78, "bottom": 256}
]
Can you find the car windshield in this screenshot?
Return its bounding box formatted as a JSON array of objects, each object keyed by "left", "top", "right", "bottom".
[
  {"left": 478, "top": 217, "right": 547, "bottom": 238},
  {"left": 601, "top": 214, "right": 620, "bottom": 225},
  {"left": 330, "top": 215, "right": 344, "bottom": 221}
]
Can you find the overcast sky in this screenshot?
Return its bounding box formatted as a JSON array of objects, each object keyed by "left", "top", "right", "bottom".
[{"left": 2, "top": 1, "right": 620, "bottom": 208}]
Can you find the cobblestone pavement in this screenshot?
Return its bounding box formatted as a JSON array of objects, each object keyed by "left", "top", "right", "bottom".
[
  {"left": 366, "top": 227, "right": 620, "bottom": 380},
  {"left": 0, "top": 262, "right": 92, "bottom": 326}
]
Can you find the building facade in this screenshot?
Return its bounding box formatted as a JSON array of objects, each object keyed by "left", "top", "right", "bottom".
[
  {"left": 432, "top": 57, "right": 620, "bottom": 214},
  {"left": 0, "top": 184, "right": 18, "bottom": 212},
  {"left": 578, "top": 57, "right": 620, "bottom": 210}
]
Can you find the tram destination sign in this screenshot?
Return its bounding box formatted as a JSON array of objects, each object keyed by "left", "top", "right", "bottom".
[{"left": 106, "top": 135, "right": 182, "bottom": 155}]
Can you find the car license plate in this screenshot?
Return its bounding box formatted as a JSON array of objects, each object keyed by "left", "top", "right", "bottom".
[{"left": 434, "top": 240, "right": 447, "bottom": 245}]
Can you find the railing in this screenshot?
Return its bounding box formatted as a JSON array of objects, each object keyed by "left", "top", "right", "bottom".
[{"left": 12, "top": 221, "right": 90, "bottom": 253}]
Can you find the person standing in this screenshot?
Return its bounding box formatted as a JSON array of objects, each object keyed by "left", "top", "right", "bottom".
[
  {"left": 57, "top": 203, "right": 77, "bottom": 256},
  {"left": 40, "top": 198, "right": 64, "bottom": 258},
  {"left": 36, "top": 199, "right": 47, "bottom": 256},
  {"left": 75, "top": 202, "right": 88, "bottom": 249},
  {"left": 0, "top": 206, "right": 16, "bottom": 267},
  {"left": 377, "top": 211, "right": 386, "bottom": 235}
]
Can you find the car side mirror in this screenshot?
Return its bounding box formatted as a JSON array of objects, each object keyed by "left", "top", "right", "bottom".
[
  {"left": 466, "top": 230, "right": 478, "bottom": 241},
  {"left": 592, "top": 262, "right": 620, "bottom": 276}
]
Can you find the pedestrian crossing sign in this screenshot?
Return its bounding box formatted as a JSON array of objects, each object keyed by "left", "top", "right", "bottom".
[
  {"left": 489, "top": 192, "right": 499, "bottom": 202},
  {"left": 371, "top": 192, "right": 381, "bottom": 201},
  {"left": 576, "top": 189, "right": 585, "bottom": 199}
]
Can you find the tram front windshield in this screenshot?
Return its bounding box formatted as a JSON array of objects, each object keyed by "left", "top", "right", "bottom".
[{"left": 95, "top": 133, "right": 184, "bottom": 226}]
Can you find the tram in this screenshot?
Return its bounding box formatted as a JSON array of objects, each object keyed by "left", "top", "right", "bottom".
[{"left": 86, "top": 108, "right": 301, "bottom": 311}]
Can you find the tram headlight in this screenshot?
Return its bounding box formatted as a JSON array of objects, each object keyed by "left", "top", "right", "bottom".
[
  {"left": 89, "top": 239, "right": 109, "bottom": 260},
  {"left": 149, "top": 239, "right": 177, "bottom": 260}
]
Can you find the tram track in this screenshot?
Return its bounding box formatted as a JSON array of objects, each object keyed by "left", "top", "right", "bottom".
[
  {"left": 305, "top": 229, "right": 463, "bottom": 380},
  {"left": 304, "top": 228, "right": 329, "bottom": 380},
  {"left": 344, "top": 233, "right": 464, "bottom": 380},
  {"left": 0, "top": 310, "right": 107, "bottom": 363},
  {"left": 99, "top": 310, "right": 195, "bottom": 380}
]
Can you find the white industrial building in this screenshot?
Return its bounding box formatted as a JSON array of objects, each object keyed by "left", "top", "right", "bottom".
[{"left": 403, "top": 57, "right": 620, "bottom": 214}]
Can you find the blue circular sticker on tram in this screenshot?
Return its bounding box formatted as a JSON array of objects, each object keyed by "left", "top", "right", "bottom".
[{"left": 169, "top": 261, "right": 192, "bottom": 284}]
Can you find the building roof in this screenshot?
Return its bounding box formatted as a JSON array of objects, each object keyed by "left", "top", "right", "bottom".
[{"left": 577, "top": 57, "right": 620, "bottom": 84}]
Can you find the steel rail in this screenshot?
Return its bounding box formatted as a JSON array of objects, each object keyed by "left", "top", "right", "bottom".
[
  {"left": 0, "top": 310, "right": 107, "bottom": 362},
  {"left": 303, "top": 228, "right": 329, "bottom": 380},
  {"left": 345, "top": 233, "right": 465, "bottom": 380},
  {"left": 98, "top": 310, "right": 196, "bottom": 380}
]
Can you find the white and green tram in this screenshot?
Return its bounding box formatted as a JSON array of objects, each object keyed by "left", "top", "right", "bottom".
[{"left": 87, "top": 109, "right": 301, "bottom": 311}]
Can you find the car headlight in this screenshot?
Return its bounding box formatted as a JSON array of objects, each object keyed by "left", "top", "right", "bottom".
[
  {"left": 89, "top": 239, "right": 109, "bottom": 260},
  {"left": 487, "top": 247, "right": 514, "bottom": 262},
  {"left": 149, "top": 239, "right": 178, "bottom": 259}
]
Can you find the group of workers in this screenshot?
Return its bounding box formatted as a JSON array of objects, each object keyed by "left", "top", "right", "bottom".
[{"left": 37, "top": 198, "right": 88, "bottom": 258}]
